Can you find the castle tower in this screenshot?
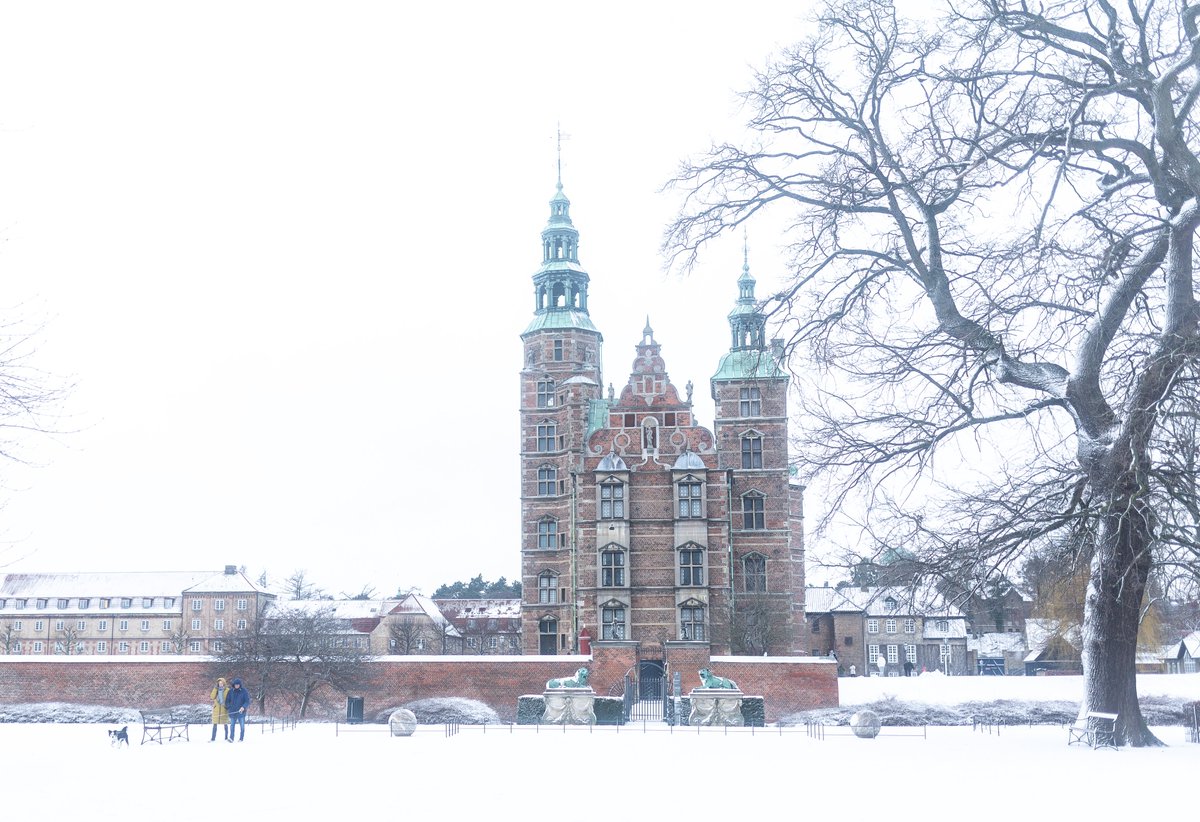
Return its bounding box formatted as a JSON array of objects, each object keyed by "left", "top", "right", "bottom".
[
  {"left": 519, "top": 178, "right": 603, "bottom": 655},
  {"left": 711, "top": 247, "right": 806, "bottom": 654}
]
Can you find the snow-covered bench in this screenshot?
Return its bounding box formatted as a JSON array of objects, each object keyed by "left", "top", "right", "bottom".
[
  {"left": 1067, "top": 711, "right": 1117, "bottom": 749},
  {"left": 139, "top": 710, "right": 189, "bottom": 745}
]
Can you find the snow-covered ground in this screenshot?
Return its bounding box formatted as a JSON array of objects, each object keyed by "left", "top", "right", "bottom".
[{"left": 3, "top": 674, "right": 1197, "bottom": 820}]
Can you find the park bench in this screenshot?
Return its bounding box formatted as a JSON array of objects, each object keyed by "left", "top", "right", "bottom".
[
  {"left": 1067, "top": 711, "right": 1118, "bottom": 750},
  {"left": 139, "top": 710, "right": 190, "bottom": 745}
]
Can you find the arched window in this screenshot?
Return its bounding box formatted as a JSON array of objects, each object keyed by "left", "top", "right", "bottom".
[
  {"left": 539, "top": 616, "right": 558, "bottom": 655},
  {"left": 600, "top": 547, "right": 626, "bottom": 587},
  {"left": 538, "top": 572, "right": 559, "bottom": 604},
  {"left": 744, "top": 553, "right": 767, "bottom": 592},
  {"left": 679, "top": 544, "right": 704, "bottom": 586}
]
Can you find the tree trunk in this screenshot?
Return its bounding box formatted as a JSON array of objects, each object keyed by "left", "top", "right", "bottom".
[{"left": 1081, "top": 488, "right": 1161, "bottom": 746}]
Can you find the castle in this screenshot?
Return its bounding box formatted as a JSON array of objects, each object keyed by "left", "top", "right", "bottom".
[{"left": 518, "top": 177, "right": 806, "bottom": 659}]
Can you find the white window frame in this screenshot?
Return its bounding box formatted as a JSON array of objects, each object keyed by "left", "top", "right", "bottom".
[
  {"left": 98, "top": 620, "right": 108, "bottom": 632},
  {"left": 237, "top": 599, "right": 248, "bottom": 611},
  {"left": 160, "top": 641, "right": 172, "bottom": 652},
  {"left": 117, "top": 641, "right": 129, "bottom": 653},
  {"left": 96, "top": 641, "right": 107, "bottom": 653},
  {"left": 191, "top": 619, "right": 202, "bottom": 631},
  {"left": 904, "top": 618, "right": 915, "bottom": 634},
  {"left": 55, "top": 620, "right": 64, "bottom": 631},
  {"left": 214, "top": 619, "right": 224, "bottom": 631},
  {"left": 188, "top": 641, "right": 202, "bottom": 653},
  {"left": 191, "top": 599, "right": 202, "bottom": 612},
  {"left": 887, "top": 644, "right": 898, "bottom": 664},
  {"left": 33, "top": 641, "right": 44, "bottom": 653},
  {"left": 77, "top": 620, "right": 86, "bottom": 630},
  {"left": 140, "top": 620, "right": 150, "bottom": 631},
  {"left": 138, "top": 641, "right": 150, "bottom": 653},
  {"left": 237, "top": 619, "right": 247, "bottom": 630},
  {"left": 866, "top": 619, "right": 879, "bottom": 634},
  {"left": 118, "top": 620, "right": 129, "bottom": 631},
  {"left": 868, "top": 644, "right": 880, "bottom": 664},
  {"left": 214, "top": 599, "right": 226, "bottom": 612},
  {"left": 162, "top": 619, "right": 172, "bottom": 630},
  {"left": 885, "top": 618, "right": 897, "bottom": 634},
  {"left": 906, "top": 644, "right": 917, "bottom": 663}
]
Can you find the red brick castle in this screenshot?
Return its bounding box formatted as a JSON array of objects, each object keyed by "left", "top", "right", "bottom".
[{"left": 518, "top": 177, "right": 806, "bottom": 660}]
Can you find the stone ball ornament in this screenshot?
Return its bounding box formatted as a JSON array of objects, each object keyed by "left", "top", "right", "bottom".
[
  {"left": 389, "top": 708, "right": 417, "bottom": 737},
  {"left": 849, "top": 709, "right": 881, "bottom": 739}
]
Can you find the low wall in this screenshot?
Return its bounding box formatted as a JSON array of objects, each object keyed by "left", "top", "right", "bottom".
[{"left": 0, "top": 646, "right": 838, "bottom": 723}]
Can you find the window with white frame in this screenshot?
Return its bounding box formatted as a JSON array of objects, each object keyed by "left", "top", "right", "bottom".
[
  {"left": 677, "top": 478, "right": 703, "bottom": 518},
  {"left": 679, "top": 545, "right": 704, "bottom": 586},
  {"left": 868, "top": 644, "right": 880, "bottom": 664},
  {"left": 191, "top": 599, "right": 202, "bottom": 612},
  {"left": 601, "top": 603, "right": 626, "bottom": 640},
  {"left": 77, "top": 620, "right": 86, "bottom": 630},
  {"left": 54, "top": 642, "right": 64, "bottom": 654},
  {"left": 538, "top": 572, "right": 558, "bottom": 604},
  {"left": 36, "top": 599, "right": 48, "bottom": 609},
  {"left": 935, "top": 619, "right": 950, "bottom": 633},
  {"left": 214, "top": 619, "right": 224, "bottom": 631},
  {"left": 98, "top": 599, "right": 109, "bottom": 609},
  {"left": 142, "top": 598, "right": 153, "bottom": 608},
  {"left": 867, "top": 618, "right": 879, "bottom": 634},
  {"left": 885, "top": 618, "right": 897, "bottom": 634},
  {"left": 139, "top": 641, "right": 150, "bottom": 653},
  {"left": 536, "top": 379, "right": 555, "bottom": 408},
  {"left": 906, "top": 644, "right": 917, "bottom": 663},
  {"left": 161, "top": 641, "right": 172, "bottom": 652},
  {"left": 15, "top": 599, "right": 26, "bottom": 609},
  {"left": 140, "top": 620, "right": 150, "bottom": 631},
  {"left": 601, "top": 549, "right": 625, "bottom": 587},
  {"left": 237, "top": 599, "right": 247, "bottom": 611},
  {"left": 96, "top": 641, "right": 106, "bottom": 653},
  {"left": 940, "top": 643, "right": 952, "bottom": 663},
  {"left": 741, "top": 434, "right": 763, "bottom": 469},
  {"left": 739, "top": 387, "right": 761, "bottom": 416},
  {"left": 537, "top": 466, "right": 557, "bottom": 496},
  {"left": 887, "top": 644, "right": 898, "bottom": 663},
  {"left": 33, "top": 641, "right": 44, "bottom": 653},
  {"left": 12, "top": 641, "right": 21, "bottom": 652},
  {"left": 904, "top": 618, "right": 915, "bottom": 634},
  {"left": 98, "top": 620, "right": 108, "bottom": 632},
  {"left": 212, "top": 640, "right": 223, "bottom": 652},
  {"left": 120, "top": 598, "right": 131, "bottom": 608},
  {"left": 215, "top": 599, "right": 226, "bottom": 611},
  {"left": 78, "top": 599, "right": 90, "bottom": 609},
  {"left": 117, "top": 642, "right": 128, "bottom": 653},
  {"left": 599, "top": 480, "right": 625, "bottom": 519},
  {"left": 34, "top": 620, "right": 44, "bottom": 632},
  {"left": 162, "top": 619, "right": 172, "bottom": 630},
  {"left": 680, "top": 602, "right": 705, "bottom": 641},
  {"left": 75, "top": 642, "right": 85, "bottom": 654},
  {"left": 55, "top": 620, "right": 64, "bottom": 631},
  {"left": 12, "top": 620, "right": 21, "bottom": 630},
  {"left": 188, "top": 641, "right": 202, "bottom": 653},
  {"left": 164, "top": 598, "right": 175, "bottom": 608},
  {"left": 191, "top": 619, "right": 201, "bottom": 631},
  {"left": 57, "top": 599, "right": 69, "bottom": 608},
  {"left": 237, "top": 619, "right": 247, "bottom": 630},
  {"left": 118, "top": 620, "right": 129, "bottom": 631}
]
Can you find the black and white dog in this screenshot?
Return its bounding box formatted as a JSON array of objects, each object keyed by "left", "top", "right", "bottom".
[{"left": 109, "top": 726, "right": 129, "bottom": 747}]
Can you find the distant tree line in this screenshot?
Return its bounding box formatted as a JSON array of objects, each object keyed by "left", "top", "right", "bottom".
[{"left": 431, "top": 575, "right": 521, "bottom": 599}]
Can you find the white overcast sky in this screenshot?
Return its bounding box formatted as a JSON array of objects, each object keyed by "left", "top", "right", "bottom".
[{"left": 0, "top": 2, "right": 818, "bottom": 597}]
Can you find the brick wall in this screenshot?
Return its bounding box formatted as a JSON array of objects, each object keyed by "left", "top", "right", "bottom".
[{"left": 0, "top": 643, "right": 837, "bottom": 723}]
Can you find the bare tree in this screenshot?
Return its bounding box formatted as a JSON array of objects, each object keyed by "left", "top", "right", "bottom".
[
  {"left": 667, "top": 0, "right": 1200, "bottom": 745},
  {"left": 282, "top": 570, "right": 326, "bottom": 600},
  {"left": 387, "top": 617, "right": 429, "bottom": 655}
]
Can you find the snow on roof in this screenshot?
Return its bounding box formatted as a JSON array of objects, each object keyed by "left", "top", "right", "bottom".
[
  {"left": 967, "top": 632, "right": 1027, "bottom": 656},
  {"left": 813, "top": 584, "right": 965, "bottom": 618},
  {"left": 184, "top": 569, "right": 273, "bottom": 595},
  {"left": 433, "top": 598, "right": 521, "bottom": 618},
  {"left": 0, "top": 571, "right": 222, "bottom": 599},
  {"left": 1161, "top": 630, "right": 1200, "bottom": 660},
  {"left": 274, "top": 599, "right": 387, "bottom": 619}
]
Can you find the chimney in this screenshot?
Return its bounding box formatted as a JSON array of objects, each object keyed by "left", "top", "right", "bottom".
[{"left": 224, "top": 565, "right": 237, "bottom": 575}]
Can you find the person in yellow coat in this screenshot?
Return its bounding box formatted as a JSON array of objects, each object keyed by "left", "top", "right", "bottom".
[{"left": 209, "top": 677, "right": 230, "bottom": 741}]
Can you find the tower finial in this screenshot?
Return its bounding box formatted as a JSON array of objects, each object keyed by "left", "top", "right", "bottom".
[
  {"left": 743, "top": 227, "right": 749, "bottom": 274},
  {"left": 557, "top": 122, "right": 562, "bottom": 187}
]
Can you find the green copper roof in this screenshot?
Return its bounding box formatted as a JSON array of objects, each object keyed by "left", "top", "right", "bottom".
[
  {"left": 587, "top": 398, "right": 610, "bottom": 437},
  {"left": 522, "top": 308, "right": 600, "bottom": 336},
  {"left": 711, "top": 349, "right": 787, "bottom": 382}
]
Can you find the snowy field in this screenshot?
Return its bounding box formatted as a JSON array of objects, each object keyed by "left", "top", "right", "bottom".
[{"left": 3, "top": 674, "right": 1197, "bottom": 820}]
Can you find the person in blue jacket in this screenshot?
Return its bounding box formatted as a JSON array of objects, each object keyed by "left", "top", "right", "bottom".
[{"left": 226, "top": 678, "right": 251, "bottom": 742}]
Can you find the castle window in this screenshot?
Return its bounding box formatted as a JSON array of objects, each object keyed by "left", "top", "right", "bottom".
[
  {"left": 553, "top": 340, "right": 564, "bottom": 361},
  {"left": 744, "top": 554, "right": 767, "bottom": 592},
  {"left": 537, "top": 380, "right": 555, "bottom": 408},
  {"left": 739, "top": 387, "right": 761, "bottom": 416},
  {"left": 599, "top": 480, "right": 625, "bottom": 520},
  {"left": 677, "top": 478, "right": 703, "bottom": 518},
  {"left": 601, "top": 603, "right": 626, "bottom": 640},
  {"left": 741, "top": 434, "right": 763, "bottom": 469},
  {"left": 537, "top": 518, "right": 558, "bottom": 549},
  {"left": 539, "top": 617, "right": 558, "bottom": 655},
  {"left": 537, "top": 466, "right": 557, "bottom": 496},
  {"left": 601, "top": 549, "right": 625, "bottom": 587},
  {"left": 538, "top": 573, "right": 559, "bottom": 604},
  {"left": 536, "top": 423, "right": 556, "bottom": 452},
  {"left": 741, "top": 492, "right": 765, "bottom": 530},
  {"left": 680, "top": 602, "right": 706, "bottom": 641},
  {"left": 679, "top": 545, "right": 704, "bottom": 586}
]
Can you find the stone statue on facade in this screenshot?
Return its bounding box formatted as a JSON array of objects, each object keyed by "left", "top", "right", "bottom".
[{"left": 698, "top": 668, "right": 738, "bottom": 690}]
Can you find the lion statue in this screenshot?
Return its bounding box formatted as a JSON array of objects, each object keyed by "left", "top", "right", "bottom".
[
  {"left": 546, "top": 667, "right": 590, "bottom": 689},
  {"left": 698, "top": 668, "right": 738, "bottom": 690}
]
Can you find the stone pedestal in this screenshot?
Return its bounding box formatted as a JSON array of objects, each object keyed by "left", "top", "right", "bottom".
[
  {"left": 687, "top": 688, "right": 745, "bottom": 726},
  {"left": 541, "top": 688, "right": 596, "bottom": 725}
]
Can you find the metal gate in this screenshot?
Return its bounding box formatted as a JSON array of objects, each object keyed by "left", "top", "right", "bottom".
[{"left": 621, "top": 661, "right": 667, "bottom": 723}]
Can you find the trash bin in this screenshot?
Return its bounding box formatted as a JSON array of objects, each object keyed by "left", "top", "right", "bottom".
[{"left": 346, "top": 696, "right": 364, "bottom": 724}]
